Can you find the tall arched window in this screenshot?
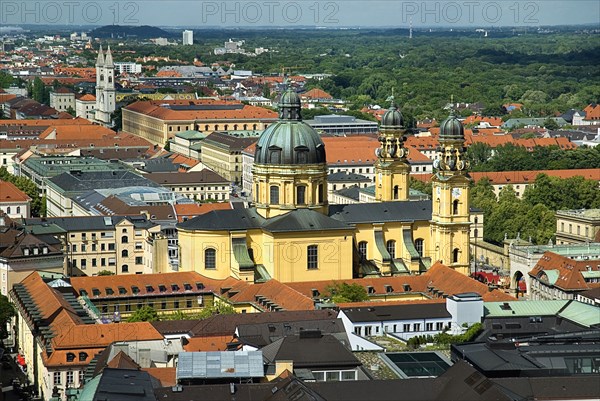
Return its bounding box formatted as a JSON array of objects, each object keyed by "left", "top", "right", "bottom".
[
  {"left": 270, "top": 186, "right": 279, "bottom": 205},
  {"left": 296, "top": 185, "right": 306, "bottom": 205},
  {"left": 121, "top": 250, "right": 128, "bottom": 258},
  {"left": 358, "top": 241, "right": 368, "bottom": 260},
  {"left": 453, "top": 248, "right": 460, "bottom": 263},
  {"left": 474, "top": 229, "right": 479, "bottom": 238},
  {"left": 415, "top": 238, "right": 424, "bottom": 257},
  {"left": 307, "top": 245, "right": 318, "bottom": 270},
  {"left": 386, "top": 240, "right": 396, "bottom": 259},
  {"left": 121, "top": 236, "right": 128, "bottom": 244},
  {"left": 436, "top": 199, "right": 441, "bottom": 215},
  {"left": 453, "top": 200, "right": 459, "bottom": 215},
  {"left": 318, "top": 184, "right": 324, "bottom": 203},
  {"left": 205, "top": 248, "right": 216, "bottom": 269},
  {"left": 121, "top": 264, "right": 129, "bottom": 273},
  {"left": 474, "top": 217, "right": 479, "bottom": 224},
  {"left": 393, "top": 185, "right": 399, "bottom": 200}
]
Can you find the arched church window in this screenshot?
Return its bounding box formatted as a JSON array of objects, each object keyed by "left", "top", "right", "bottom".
[
  {"left": 386, "top": 240, "right": 396, "bottom": 259},
  {"left": 270, "top": 186, "right": 279, "bottom": 205},
  {"left": 415, "top": 239, "right": 424, "bottom": 257},
  {"left": 453, "top": 248, "right": 460, "bottom": 263},
  {"left": 453, "top": 200, "right": 459, "bottom": 215},
  {"left": 358, "top": 241, "right": 368, "bottom": 260},
  {"left": 296, "top": 186, "right": 306, "bottom": 205},
  {"left": 100, "top": 74, "right": 104, "bottom": 81},
  {"left": 318, "top": 184, "right": 324, "bottom": 203},
  {"left": 205, "top": 248, "right": 216, "bottom": 269},
  {"left": 393, "top": 185, "right": 399, "bottom": 200}
]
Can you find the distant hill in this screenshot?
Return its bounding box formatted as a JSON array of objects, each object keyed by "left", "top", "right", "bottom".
[{"left": 90, "top": 25, "right": 172, "bottom": 39}]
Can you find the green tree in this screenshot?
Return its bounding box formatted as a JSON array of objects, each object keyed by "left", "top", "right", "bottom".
[
  {"left": 0, "top": 71, "right": 14, "bottom": 89},
  {"left": 325, "top": 282, "right": 369, "bottom": 303},
  {"left": 0, "top": 295, "right": 16, "bottom": 339},
  {"left": 409, "top": 176, "right": 432, "bottom": 196},
  {"left": 66, "top": 106, "right": 76, "bottom": 117},
  {"left": 127, "top": 306, "right": 159, "bottom": 322},
  {"left": 97, "top": 270, "right": 115, "bottom": 276},
  {"left": 196, "top": 303, "right": 237, "bottom": 319},
  {"left": 543, "top": 117, "right": 559, "bottom": 130},
  {"left": 466, "top": 143, "right": 492, "bottom": 167}
]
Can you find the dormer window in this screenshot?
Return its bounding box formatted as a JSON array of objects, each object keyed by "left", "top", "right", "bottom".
[
  {"left": 171, "top": 284, "right": 179, "bottom": 291},
  {"left": 131, "top": 286, "right": 140, "bottom": 294},
  {"left": 105, "top": 287, "right": 114, "bottom": 295},
  {"left": 118, "top": 286, "right": 127, "bottom": 295},
  {"left": 158, "top": 284, "right": 167, "bottom": 292},
  {"left": 146, "top": 285, "right": 154, "bottom": 293},
  {"left": 66, "top": 353, "right": 76, "bottom": 362},
  {"left": 184, "top": 283, "right": 192, "bottom": 291},
  {"left": 79, "top": 352, "right": 88, "bottom": 361},
  {"left": 92, "top": 288, "right": 100, "bottom": 297}
]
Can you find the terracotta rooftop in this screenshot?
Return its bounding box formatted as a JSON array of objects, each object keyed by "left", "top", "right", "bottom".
[
  {"left": 174, "top": 202, "right": 232, "bottom": 223},
  {"left": 70, "top": 271, "right": 224, "bottom": 299},
  {"left": 0, "top": 180, "right": 31, "bottom": 203},
  {"left": 529, "top": 251, "right": 600, "bottom": 292},
  {"left": 286, "top": 262, "right": 515, "bottom": 302},
  {"left": 125, "top": 99, "right": 278, "bottom": 121},
  {"left": 301, "top": 88, "right": 333, "bottom": 100}
]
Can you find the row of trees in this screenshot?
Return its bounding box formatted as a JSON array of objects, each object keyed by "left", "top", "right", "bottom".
[
  {"left": 470, "top": 174, "right": 600, "bottom": 245},
  {"left": 0, "top": 167, "right": 45, "bottom": 217},
  {"left": 126, "top": 303, "right": 236, "bottom": 322},
  {"left": 468, "top": 144, "right": 600, "bottom": 172}
]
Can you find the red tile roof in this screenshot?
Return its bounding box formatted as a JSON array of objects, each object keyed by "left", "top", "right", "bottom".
[
  {"left": 529, "top": 251, "right": 600, "bottom": 292},
  {"left": 227, "top": 279, "right": 315, "bottom": 311},
  {"left": 174, "top": 202, "right": 232, "bottom": 223},
  {"left": 183, "top": 335, "right": 233, "bottom": 352},
  {"left": 286, "top": 262, "right": 514, "bottom": 302},
  {"left": 301, "top": 88, "right": 333, "bottom": 100},
  {"left": 125, "top": 99, "right": 278, "bottom": 121},
  {"left": 0, "top": 180, "right": 31, "bottom": 203}
]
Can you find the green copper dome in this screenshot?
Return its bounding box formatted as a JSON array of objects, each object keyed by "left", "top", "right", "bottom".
[
  {"left": 439, "top": 111, "right": 464, "bottom": 139},
  {"left": 254, "top": 87, "right": 326, "bottom": 165},
  {"left": 381, "top": 100, "right": 403, "bottom": 128}
]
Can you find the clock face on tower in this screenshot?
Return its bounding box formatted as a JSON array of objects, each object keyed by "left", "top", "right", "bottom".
[{"left": 452, "top": 188, "right": 462, "bottom": 198}]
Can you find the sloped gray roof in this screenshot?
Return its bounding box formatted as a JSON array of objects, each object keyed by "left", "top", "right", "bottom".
[
  {"left": 329, "top": 200, "right": 432, "bottom": 224},
  {"left": 177, "top": 208, "right": 265, "bottom": 231},
  {"left": 263, "top": 209, "right": 352, "bottom": 233}
]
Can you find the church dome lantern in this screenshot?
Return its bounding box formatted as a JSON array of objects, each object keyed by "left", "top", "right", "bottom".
[{"left": 439, "top": 110, "right": 464, "bottom": 140}]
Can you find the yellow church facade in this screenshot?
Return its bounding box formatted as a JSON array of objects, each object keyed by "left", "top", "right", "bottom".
[{"left": 177, "top": 90, "right": 472, "bottom": 282}]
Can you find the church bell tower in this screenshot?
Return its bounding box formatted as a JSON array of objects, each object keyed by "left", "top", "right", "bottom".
[
  {"left": 95, "top": 45, "right": 116, "bottom": 127},
  {"left": 431, "top": 110, "right": 471, "bottom": 275},
  {"left": 374, "top": 97, "right": 410, "bottom": 202}
]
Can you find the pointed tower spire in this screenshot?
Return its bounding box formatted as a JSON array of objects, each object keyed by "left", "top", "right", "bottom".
[
  {"left": 96, "top": 45, "right": 104, "bottom": 67},
  {"left": 104, "top": 45, "right": 114, "bottom": 67}
]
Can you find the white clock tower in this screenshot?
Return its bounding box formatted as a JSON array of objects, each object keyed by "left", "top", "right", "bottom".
[{"left": 94, "top": 45, "right": 116, "bottom": 127}]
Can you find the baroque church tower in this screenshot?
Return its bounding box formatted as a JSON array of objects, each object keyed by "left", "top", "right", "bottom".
[
  {"left": 94, "top": 45, "right": 116, "bottom": 127},
  {"left": 374, "top": 97, "right": 410, "bottom": 202},
  {"left": 431, "top": 110, "right": 471, "bottom": 275},
  {"left": 252, "top": 86, "right": 328, "bottom": 218}
]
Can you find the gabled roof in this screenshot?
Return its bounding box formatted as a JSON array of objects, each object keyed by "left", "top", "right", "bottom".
[
  {"left": 261, "top": 333, "right": 360, "bottom": 368},
  {"left": 177, "top": 208, "right": 265, "bottom": 231},
  {"left": 0, "top": 180, "right": 31, "bottom": 203},
  {"left": 529, "top": 251, "right": 600, "bottom": 292}
]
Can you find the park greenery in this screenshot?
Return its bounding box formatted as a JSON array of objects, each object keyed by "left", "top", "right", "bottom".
[
  {"left": 77, "top": 28, "right": 600, "bottom": 122},
  {"left": 0, "top": 167, "right": 46, "bottom": 217},
  {"left": 468, "top": 144, "right": 600, "bottom": 172},
  {"left": 470, "top": 174, "right": 600, "bottom": 245},
  {"left": 126, "top": 302, "right": 237, "bottom": 322}
]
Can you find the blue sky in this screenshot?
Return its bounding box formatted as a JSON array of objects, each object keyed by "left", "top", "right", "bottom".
[{"left": 2, "top": 1, "right": 599, "bottom": 27}]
